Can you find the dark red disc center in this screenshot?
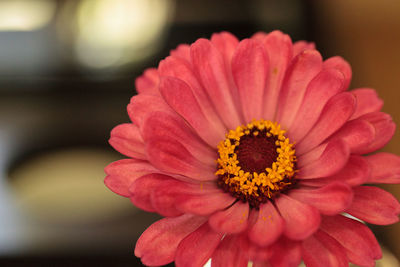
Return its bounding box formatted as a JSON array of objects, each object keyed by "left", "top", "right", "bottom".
[{"left": 235, "top": 133, "right": 278, "bottom": 174}]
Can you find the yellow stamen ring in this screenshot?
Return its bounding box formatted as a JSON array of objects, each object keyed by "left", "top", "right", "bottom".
[{"left": 215, "top": 119, "right": 297, "bottom": 208}]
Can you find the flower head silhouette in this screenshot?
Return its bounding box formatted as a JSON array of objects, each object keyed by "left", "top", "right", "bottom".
[{"left": 105, "top": 31, "right": 400, "bottom": 267}]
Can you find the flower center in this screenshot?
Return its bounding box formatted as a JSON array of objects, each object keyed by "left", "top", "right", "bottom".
[{"left": 215, "top": 119, "right": 297, "bottom": 208}]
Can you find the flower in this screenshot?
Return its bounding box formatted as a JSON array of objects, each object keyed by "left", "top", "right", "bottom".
[{"left": 104, "top": 31, "right": 400, "bottom": 266}]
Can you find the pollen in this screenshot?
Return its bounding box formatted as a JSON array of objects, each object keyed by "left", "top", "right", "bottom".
[{"left": 216, "top": 119, "right": 297, "bottom": 208}]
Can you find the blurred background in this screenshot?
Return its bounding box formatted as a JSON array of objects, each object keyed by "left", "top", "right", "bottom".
[{"left": 0, "top": 0, "right": 399, "bottom": 266}]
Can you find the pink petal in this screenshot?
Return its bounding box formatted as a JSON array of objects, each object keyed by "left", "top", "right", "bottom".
[
  {"left": 323, "top": 56, "right": 352, "bottom": 91},
  {"left": 175, "top": 223, "right": 223, "bottom": 267},
  {"left": 300, "top": 155, "right": 370, "bottom": 187},
  {"left": 158, "top": 56, "right": 227, "bottom": 134},
  {"left": 208, "top": 201, "right": 249, "bottom": 234},
  {"left": 267, "top": 237, "right": 302, "bottom": 267},
  {"left": 175, "top": 191, "right": 235, "bottom": 216},
  {"left": 146, "top": 138, "right": 216, "bottom": 181},
  {"left": 135, "top": 214, "right": 206, "bottom": 266},
  {"left": 232, "top": 39, "right": 268, "bottom": 122},
  {"left": 260, "top": 30, "right": 293, "bottom": 120},
  {"left": 298, "top": 139, "right": 350, "bottom": 179},
  {"left": 150, "top": 180, "right": 220, "bottom": 217},
  {"left": 288, "top": 68, "right": 345, "bottom": 142},
  {"left": 350, "top": 88, "right": 384, "bottom": 119},
  {"left": 276, "top": 49, "right": 323, "bottom": 129},
  {"left": 365, "top": 152, "right": 400, "bottom": 184},
  {"left": 159, "top": 76, "right": 226, "bottom": 147},
  {"left": 109, "top": 123, "right": 146, "bottom": 160},
  {"left": 104, "top": 159, "right": 160, "bottom": 197},
  {"left": 141, "top": 110, "right": 216, "bottom": 166},
  {"left": 275, "top": 194, "right": 321, "bottom": 240},
  {"left": 211, "top": 31, "right": 239, "bottom": 68},
  {"left": 289, "top": 183, "right": 353, "bottom": 215},
  {"left": 347, "top": 186, "right": 400, "bottom": 225},
  {"left": 191, "top": 38, "right": 243, "bottom": 129},
  {"left": 321, "top": 215, "right": 382, "bottom": 266},
  {"left": 211, "top": 235, "right": 249, "bottom": 267},
  {"left": 170, "top": 44, "right": 191, "bottom": 61},
  {"left": 302, "top": 230, "right": 348, "bottom": 267},
  {"left": 295, "top": 92, "right": 356, "bottom": 154},
  {"left": 248, "top": 201, "right": 284, "bottom": 246},
  {"left": 327, "top": 119, "right": 375, "bottom": 154},
  {"left": 293, "top": 40, "right": 315, "bottom": 56},
  {"left": 129, "top": 174, "right": 172, "bottom": 212},
  {"left": 135, "top": 68, "right": 160, "bottom": 95},
  {"left": 127, "top": 94, "right": 174, "bottom": 128},
  {"left": 356, "top": 112, "right": 396, "bottom": 154}
]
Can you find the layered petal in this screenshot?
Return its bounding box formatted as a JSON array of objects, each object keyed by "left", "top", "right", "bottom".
[
  {"left": 302, "top": 230, "right": 348, "bottom": 267},
  {"left": 191, "top": 38, "right": 243, "bottom": 129},
  {"left": 293, "top": 40, "right": 315, "bottom": 56},
  {"left": 289, "top": 183, "right": 353, "bottom": 215},
  {"left": 159, "top": 76, "right": 226, "bottom": 147},
  {"left": 266, "top": 237, "right": 302, "bottom": 267},
  {"left": 232, "top": 39, "right": 268, "bottom": 122},
  {"left": 298, "top": 139, "right": 350, "bottom": 179},
  {"left": 104, "top": 159, "right": 159, "bottom": 197},
  {"left": 135, "top": 214, "right": 206, "bottom": 266},
  {"left": 276, "top": 50, "right": 323, "bottom": 129},
  {"left": 208, "top": 201, "right": 249, "bottom": 234},
  {"left": 211, "top": 235, "right": 249, "bottom": 267},
  {"left": 365, "top": 152, "right": 400, "bottom": 184},
  {"left": 288, "top": 68, "right": 345, "bottom": 142},
  {"left": 350, "top": 88, "right": 384, "bottom": 119},
  {"left": 347, "top": 186, "right": 400, "bottom": 225},
  {"left": 175, "top": 223, "right": 223, "bottom": 267},
  {"left": 260, "top": 30, "right": 293, "bottom": 119},
  {"left": 248, "top": 201, "right": 284, "bottom": 247},
  {"left": 295, "top": 92, "right": 356, "bottom": 154},
  {"left": 323, "top": 56, "right": 352, "bottom": 91},
  {"left": 275, "top": 194, "right": 321, "bottom": 240},
  {"left": 321, "top": 215, "right": 382, "bottom": 266},
  {"left": 170, "top": 44, "right": 191, "bottom": 61},
  {"left": 135, "top": 68, "right": 160, "bottom": 95},
  {"left": 109, "top": 123, "right": 146, "bottom": 160}
]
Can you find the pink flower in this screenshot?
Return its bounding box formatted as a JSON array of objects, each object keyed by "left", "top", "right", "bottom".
[{"left": 105, "top": 31, "right": 400, "bottom": 267}]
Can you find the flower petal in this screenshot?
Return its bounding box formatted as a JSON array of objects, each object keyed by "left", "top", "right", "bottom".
[
  {"left": 288, "top": 68, "right": 345, "bottom": 142},
  {"left": 299, "top": 155, "right": 370, "bottom": 187},
  {"left": 321, "top": 215, "right": 382, "bottom": 266},
  {"left": 170, "top": 44, "right": 191, "bottom": 61},
  {"left": 211, "top": 235, "right": 249, "bottom": 267},
  {"left": 175, "top": 191, "right": 235, "bottom": 216},
  {"left": 356, "top": 112, "right": 396, "bottom": 154},
  {"left": 158, "top": 56, "right": 227, "bottom": 134},
  {"left": 146, "top": 138, "right": 216, "bottom": 181},
  {"left": 350, "top": 88, "right": 383, "bottom": 119},
  {"left": 275, "top": 194, "right": 321, "bottom": 240},
  {"left": 276, "top": 50, "right": 323, "bottom": 129},
  {"left": 141, "top": 110, "right": 216, "bottom": 166},
  {"left": 267, "top": 237, "right": 302, "bottom": 267},
  {"left": 208, "top": 201, "right": 249, "bottom": 234},
  {"left": 175, "top": 223, "right": 223, "bottom": 267},
  {"left": 159, "top": 76, "right": 226, "bottom": 147},
  {"left": 109, "top": 123, "right": 146, "bottom": 160},
  {"left": 323, "top": 56, "right": 352, "bottom": 91},
  {"left": 104, "top": 159, "right": 159, "bottom": 197},
  {"left": 211, "top": 31, "right": 239, "bottom": 68},
  {"left": 298, "top": 139, "right": 350, "bottom": 179},
  {"left": 295, "top": 92, "right": 356, "bottom": 154},
  {"left": 135, "top": 68, "right": 160, "bottom": 95},
  {"left": 327, "top": 119, "right": 375, "bottom": 154},
  {"left": 248, "top": 201, "right": 284, "bottom": 246},
  {"left": 289, "top": 183, "right": 353, "bottom": 215},
  {"left": 293, "top": 40, "right": 315, "bottom": 56},
  {"left": 347, "top": 186, "right": 400, "bottom": 225},
  {"left": 135, "top": 214, "right": 206, "bottom": 266},
  {"left": 302, "top": 230, "right": 348, "bottom": 267},
  {"left": 260, "top": 30, "right": 293, "bottom": 120},
  {"left": 191, "top": 38, "right": 243, "bottom": 129},
  {"left": 232, "top": 39, "right": 268, "bottom": 122},
  {"left": 365, "top": 152, "right": 400, "bottom": 184}
]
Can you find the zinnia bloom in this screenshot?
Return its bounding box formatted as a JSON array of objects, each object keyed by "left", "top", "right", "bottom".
[{"left": 105, "top": 31, "right": 400, "bottom": 266}]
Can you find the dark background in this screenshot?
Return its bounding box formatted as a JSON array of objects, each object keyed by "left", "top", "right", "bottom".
[{"left": 0, "top": 0, "right": 399, "bottom": 266}]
